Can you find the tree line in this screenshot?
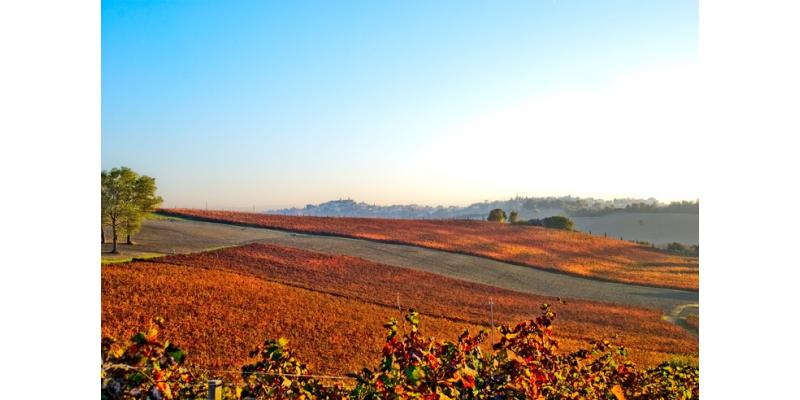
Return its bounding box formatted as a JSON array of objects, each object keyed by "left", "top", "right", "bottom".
[
  {"left": 487, "top": 208, "right": 575, "bottom": 230},
  {"left": 666, "top": 242, "right": 700, "bottom": 257},
  {"left": 101, "top": 167, "right": 163, "bottom": 253},
  {"left": 567, "top": 200, "right": 700, "bottom": 217}
]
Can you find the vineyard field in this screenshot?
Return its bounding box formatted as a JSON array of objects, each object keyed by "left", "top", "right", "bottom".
[
  {"left": 102, "top": 243, "right": 697, "bottom": 378},
  {"left": 161, "top": 209, "right": 699, "bottom": 290}
]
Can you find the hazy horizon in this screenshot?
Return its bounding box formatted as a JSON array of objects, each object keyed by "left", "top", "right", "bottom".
[
  {"left": 102, "top": 1, "right": 699, "bottom": 208},
  {"left": 162, "top": 193, "right": 698, "bottom": 213}
]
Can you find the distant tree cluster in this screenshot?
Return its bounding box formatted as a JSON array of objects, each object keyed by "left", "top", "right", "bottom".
[
  {"left": 568, "top": 200, "right": 700, "bottom": 217},
  {"left": 527, "top": 216, "right": 575, "bottom": 231},
  {"left": 666, "top": 242, "right": 699, "bottom": 257},
  {"left": 101, "top": 167, "right": 163, "bottom": 253},
  {"left": 487, "top": 208, "right": 507, "bottom": 222},
  {"left": 542, "top": 216, "right": 575, "bottom": 230},
  {"left": 625, "top": 201, "right": 699, "bottom": 214},
  {"left": 527, "top": 218, "right": 544, "bottom": 227},
  {"left": 487, "top": 209, "right": 575, "bottom": 231}
]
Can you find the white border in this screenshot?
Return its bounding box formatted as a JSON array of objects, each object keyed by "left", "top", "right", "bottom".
[
  {"left": 0, "top": 0, "right": 100, "bottom": 398},
  {"left": 2, "top": 0, "right": 799, "bottom": 398},
  {"left": 701, "top": 0, "right": 800, "bottom": 398}
]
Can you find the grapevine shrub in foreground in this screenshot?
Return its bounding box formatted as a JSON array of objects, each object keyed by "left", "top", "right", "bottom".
[
  {"left": 101, "top": 317, "right": 207, "bottom": 400},
  {"left": 101, "top": 306, "right": 698, "bottom": 399}
]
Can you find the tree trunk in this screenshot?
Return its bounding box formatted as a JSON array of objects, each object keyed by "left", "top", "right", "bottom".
[
  {"left": 101, "top": 228, "right": 105, "bottom": 244},
  {"left": 126, "top": 232, "right": 134, "bottom": 245},
  {"left": 111, "top": 225, "right": 118, "bottom": 254}
]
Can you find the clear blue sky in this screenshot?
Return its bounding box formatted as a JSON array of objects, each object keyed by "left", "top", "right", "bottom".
[{"left": 102, "top": 0, "right": 698, "bottom": 209}]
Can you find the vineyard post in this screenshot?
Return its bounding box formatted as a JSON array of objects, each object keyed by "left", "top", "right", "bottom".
[
  {"left": 489, "top": 298, "right": 495, "bottom": 346},
  {"left": 208, "top": 379, "right": 222, "bottom": 400},
  {"left": 397, "top": 293, "right": 405, "bottom": 333}
]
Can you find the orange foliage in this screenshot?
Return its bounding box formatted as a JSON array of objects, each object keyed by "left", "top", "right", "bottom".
[
  {"left": 685, "top": 315, "right": 699, "bottom": 331},
  {"left": 102, "top": 244, "right": 697, "bottom": 379},
  {"left": 162, "top": 209, "right": 699, "bottom": 290}
]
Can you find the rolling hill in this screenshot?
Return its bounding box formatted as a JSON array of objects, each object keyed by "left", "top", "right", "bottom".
[
  {"left": 160, "top": 209, "right": 699, "bottom": 290},
  {"left": 102, "top": 243, "right": 697, "bottom": 378}
]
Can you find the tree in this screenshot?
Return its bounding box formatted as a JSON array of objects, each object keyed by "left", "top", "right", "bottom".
[
  {"left": 527, "top": 218, "right": 543, "bottom": 226},
  {"left": 122, "top": 175, "right": 162, "bottom": 244},
  {"left": 102, "top": 168, "right": 135, "bottom": 254},
  {"left": 542, "top": 216, "right": 575, "bottom": 231},
  {"left": 487, "top": 208, "right": 507, "bottom": 222},
  {"left": 508, "top": 210, "right": 519, "bottom": 223},
  {"left": 666, "top": 242, "right": 698, "bottom": 257},
  {"left": 101, "top": 167, "right": 162, "bottom": 253}
]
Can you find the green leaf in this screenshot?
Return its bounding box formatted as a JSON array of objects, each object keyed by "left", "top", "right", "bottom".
[
  {"left": 381, "top": 356, "right": 393, "bottom": 372},
  {"left": 405, "top": 366, "right": 424, "bottom": 385},
  {"left": 405, "top": 311, "right": 420, "bottom": 331},
  {"left": 169, "top": 349, "right": 186, "bottom": 363},
  {"left": 131, "top": 332, "right": 147, "bottom": 344}
]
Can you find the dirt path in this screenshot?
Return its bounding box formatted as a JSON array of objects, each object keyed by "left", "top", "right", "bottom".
[
  {"left": 102, "top": 218, "right": 699, "bottom": 315},
  {"left": 663, "top": 304, "right": 700, "bottom": 334}
]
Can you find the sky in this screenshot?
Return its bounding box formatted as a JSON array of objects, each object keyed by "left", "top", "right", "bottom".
[{"left": 102, "top": 0, "right": 699, "bottom": 210}]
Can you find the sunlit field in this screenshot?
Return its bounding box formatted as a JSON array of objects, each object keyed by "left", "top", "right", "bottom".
[
  {"left": 102, "top": 243, "right": 697, "bottom": 379},
  {"left": 162, "top": 209, "right": 699, "bottom": 290}
]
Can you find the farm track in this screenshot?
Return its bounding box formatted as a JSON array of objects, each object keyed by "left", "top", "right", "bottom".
[{"left": 104, "top": 218, "right": 698, "bottom": 318}]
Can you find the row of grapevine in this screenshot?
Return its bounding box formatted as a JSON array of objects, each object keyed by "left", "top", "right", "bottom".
[
  {"left": 102, "top": 305, "right": 697, "bottom": 399},
  {"left": 161, "top": 209, "right": 698, "bottom": 290}
]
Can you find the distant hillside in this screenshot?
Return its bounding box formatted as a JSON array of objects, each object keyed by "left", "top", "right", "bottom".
[
  {"left": 270, "top": 199, "right": 470, "bottom": 219},
  {"left": 269, "top": 197, "right": 697, "bottom": 219},
  {"left": 269, "top": 197, "right": 699, "bottom": 245}
]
